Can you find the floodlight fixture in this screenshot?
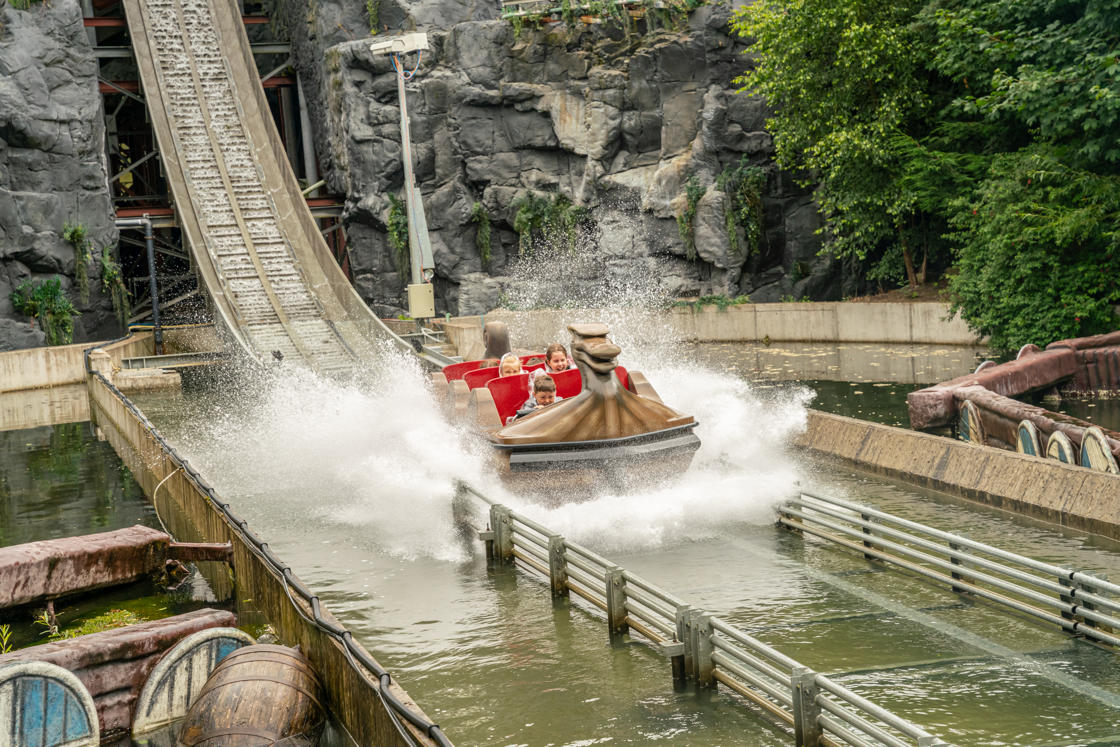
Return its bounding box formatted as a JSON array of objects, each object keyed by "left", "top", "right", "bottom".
[{"left": 368, "top": 32, "right": 429, "bottom": 57}]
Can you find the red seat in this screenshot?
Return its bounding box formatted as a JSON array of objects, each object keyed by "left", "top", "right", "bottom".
[
  {"left": 488, "top": 373, "right": 531, "bottom": 425},
  {"left": 464, "top": 366, "right": 500, "bottom": 390},
  {"left": 551, "top": 368, "right": 582, "bottom": 399},
  {"left": 442, "top": 359, "right": 487, "bottom": 382}
]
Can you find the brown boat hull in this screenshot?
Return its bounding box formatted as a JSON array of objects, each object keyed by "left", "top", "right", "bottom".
[{"left": 489, "top": 424, "right": 701, "bottom": 496}]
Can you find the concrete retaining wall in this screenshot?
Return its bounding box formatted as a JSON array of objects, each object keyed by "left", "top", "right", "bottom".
[
  {"left": 795, "top": 410, "right": 1120, "bottom": 539},
  {"left": 477, "top": 303, "right": 981, "bottom": 354},
  {"left": 0, "top": 340, "right": 108, "bottom": 393},
  {"left": 672, "top": 302, "right": 980, "bottom": 344}
]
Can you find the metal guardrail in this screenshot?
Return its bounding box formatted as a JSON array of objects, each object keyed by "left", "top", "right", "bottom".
[
  {"left": 455, "top": 482, "right": 948, "bottom": 747},
  {"left": 500, "top": 0, "right": 666, "bottom": 18},
  {"left": 779, "top": 492, "right": 1120, "bottom": 650}
]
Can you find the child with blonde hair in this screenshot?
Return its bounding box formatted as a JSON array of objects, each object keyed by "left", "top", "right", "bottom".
[{"left": 499, "top": 353, "right": 522, "bottom": 377}]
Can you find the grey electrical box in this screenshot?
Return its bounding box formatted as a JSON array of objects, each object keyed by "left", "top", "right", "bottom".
[{"left": 407, "top": 283, "right": 435, "bottom": 319}]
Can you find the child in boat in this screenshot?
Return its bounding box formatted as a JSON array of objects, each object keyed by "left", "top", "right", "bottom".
[
  {"left": 544, "top": 342, "right": 574, "bottom": 373},
  {"left": 512, "top": 372, "right": 561, "bottom": 421},
  {"left": 499, "top": 353, "right": 522, "bottom": 377}
]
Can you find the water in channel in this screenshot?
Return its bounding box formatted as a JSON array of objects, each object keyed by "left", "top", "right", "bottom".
[{"left": 105, "top": 340, "right": 1120, "bottom": 747}]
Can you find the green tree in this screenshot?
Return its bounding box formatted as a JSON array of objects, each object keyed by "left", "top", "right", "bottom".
[
  {"left": 932, "top": 0, "right": 1120, "bottom": 349},
  {"left": 731, "top": 0, "right": 950, "bottom": 288},
  {"left": 734, "top": 0, "right": 1120, "bottom": 349}
]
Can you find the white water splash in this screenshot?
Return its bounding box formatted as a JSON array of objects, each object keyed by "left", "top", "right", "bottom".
[
  {"left": 168, "top": 232, "right": 809, "bottom": 561},
  {"left": 172, "top": 343, "right": 808, "bottom": 564},
  {"left": 501, "top": 363, "right": 812, "bottom": 553}
]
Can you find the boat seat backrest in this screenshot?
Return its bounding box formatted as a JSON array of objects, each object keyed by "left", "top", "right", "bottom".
[
  {"left": 487, "top": 373, "right": 531, "bottom": 425},
  {"left": 550, "top": 368, "right": 582, "bottom": 399},
  {"left": 464, "top": 366, "right": 500, "bottom": 390},
  {"left": 442, "top": 360, "right": 486, "bottom": 382}
]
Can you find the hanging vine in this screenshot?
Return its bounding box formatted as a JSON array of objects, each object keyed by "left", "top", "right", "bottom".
[
  {"left": 100, "top": 247, "right": 130, "bottom": 328},
  {"left": 716, "top": 159, "right": 767, "bottom": 257},
  {"left": 387, "top": 193, "right": 410, "bottom": 276},
  {"left": 62, "top": 222, "right": 93, "bottom": 304},
  {"left": 470, "top": 202, "right": 492, "bottom": 266},
  {"left": 675, "top": 176, "right": 706, "bottom": 261},
  {"left": 511, "top": 192, "right": 588, "bottom": 256}
]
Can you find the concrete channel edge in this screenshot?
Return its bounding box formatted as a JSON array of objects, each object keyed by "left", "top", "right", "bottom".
[
  {"left": 796, "top": 410, "right": 1120, "bottom": 540},
  {"left": 84, "top": 334, "right": 446, "bottom": 746}
]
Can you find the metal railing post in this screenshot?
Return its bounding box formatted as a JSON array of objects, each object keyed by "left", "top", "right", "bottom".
[
  {"left": 949, "top": 541, "right": 966, "bottom": 594},
  {"left": 605, "top": 566, "right": 628, "bottom": 637},
  {"left": 791, "top": 666, "right": 822, "bottom": 747},
  {"left": 675, "top": 605, "right": 693, "bottom": 679},
  {"left": 693, "top": 613, "right": 714, "bottom": 688},
  {"left": 860, "top": 512, "right": 874, "bottom": 560},
  {"left": 548, "top": 534, "right": 568, "bottom": 598},
  {"left": 1060, "top": 575, "right": 1075, "bottom": 623},
  {"left": 1074, "top": 573, "right": 1100, "bottom": 630},
  {"left": 490, "top": 504, "right": 513, "bottom": 564}
]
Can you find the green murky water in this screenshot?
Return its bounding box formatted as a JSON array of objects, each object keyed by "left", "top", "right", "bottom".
[{"left": 6, "top": 343, "right": 1120, "bottom": 746}]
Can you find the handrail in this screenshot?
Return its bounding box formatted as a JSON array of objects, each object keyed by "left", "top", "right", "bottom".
[
  {"left": 455, "top": 481, "right": 948, "bottom": 746},
  {"left": 780, "top": 492, "right": 1120, "bottom": 650}
]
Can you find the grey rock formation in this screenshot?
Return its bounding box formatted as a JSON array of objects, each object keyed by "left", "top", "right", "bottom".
[
  {"left": 0, "top": 0, "right": 119, "bottom": 351},
  {"left": 284, "top": 0, "right": 845, "bottom": 316}
]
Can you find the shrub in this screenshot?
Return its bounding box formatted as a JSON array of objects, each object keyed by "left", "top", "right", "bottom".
[{"left": 11, "top": 277, "right": 78, "bottom": 346}]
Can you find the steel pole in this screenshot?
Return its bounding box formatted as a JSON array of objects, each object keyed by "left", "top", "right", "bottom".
[
  {"left": 393, "top": 52, "right": 435, "bottom": 286},
  {"left": 144, "top": 217, "right": 162, "bottom": 354},
  {"left": 114, "top": 217, "right": 162, "bottom": 354}
]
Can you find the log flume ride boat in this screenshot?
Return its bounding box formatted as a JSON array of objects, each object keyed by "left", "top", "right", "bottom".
[{"left": 432, "top": 322, "right": 700, "bottom": 494}]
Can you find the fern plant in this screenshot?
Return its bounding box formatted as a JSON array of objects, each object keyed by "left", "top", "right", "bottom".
[{"left": 11, "top": 277, "right": 78, "bottom": 345}]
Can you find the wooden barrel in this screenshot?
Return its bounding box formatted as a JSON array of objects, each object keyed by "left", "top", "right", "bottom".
[{"left": 176, "top": 644, "right": 325, "bottom": 746}]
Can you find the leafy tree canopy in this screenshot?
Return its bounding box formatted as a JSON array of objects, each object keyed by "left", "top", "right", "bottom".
[{"left": 733, "top": 0, "right": 1120, "bottom": 350}]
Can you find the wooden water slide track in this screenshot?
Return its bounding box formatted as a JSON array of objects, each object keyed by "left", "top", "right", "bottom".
[{"left": 122, "top": 0, "right": 408, "bottom": 375}]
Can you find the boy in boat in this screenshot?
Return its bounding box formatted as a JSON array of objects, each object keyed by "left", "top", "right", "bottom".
[
  {"left": 512, "top": 372, "right": 561, "bottom": 421},
  {"left": 544, "top": 342, "right": 574, "bottom": 373}
]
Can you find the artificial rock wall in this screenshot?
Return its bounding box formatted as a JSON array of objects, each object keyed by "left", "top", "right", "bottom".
[
  {"left": 0, "top": 0, "right": 119, "bottom": 350},
  {"left": 283, "top": 0, "right": 846, "bottom": 316}
]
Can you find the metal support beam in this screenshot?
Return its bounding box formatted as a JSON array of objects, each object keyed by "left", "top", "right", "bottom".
[
  {"left": 296, "top": 75, "right": 319, "bottom": 194},
  {"left": 111, "top": 150, "right": 158, "bottom": 183},
  {"left": 98, "top": 76, "right": 144, "bottom": 103},
  {"left": 261, "top": 56, "right": 293, "bottom": 83}
]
